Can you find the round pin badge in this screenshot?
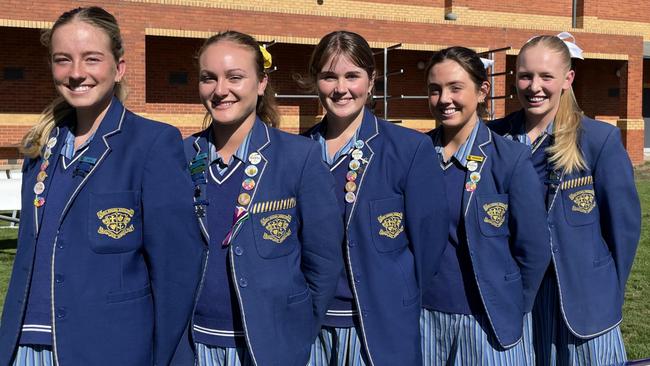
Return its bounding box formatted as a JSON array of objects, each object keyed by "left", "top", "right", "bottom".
[
  {"left": 351, "top": 149, "right": 363, "bottom": 160},
  {"left": 466, "top": 160, "right": 478, "bottom": 172},
  {"left": 349, "top": 160, "right": 361, "bottom": 171},
  {"left": 242, "top": 178, "right": 256, "bottom": 191},
  {"left": 40, "top": 160, "right": 49, "bottom": 171},
  {"left": 465, "top": 182, "right": 477, "bottom": 192},
  {"left": 33, "top": 182, "right": 45, "bottom": 195},
  {"left": 43, "top": 150, "right": 52, "bottom": 160},
  {"left": 354, "top": 140, "right": 365, "bottom": 149},
  {"left": 237, "top": 193, "right": 251, "bottom": 206},
  {"left": 346, "top": 171, "right": 358, "bottom": 182},
  {"left": 245, "top": 165, "right": 258, "bottom": 177},
  {"left": 345, "top": 191, "right": 356, "bottom": 203},
  {"left": 345, "top": 181, "right": 357, "bottom": 192},
  {"left": 34, "top": 197, "right": 45, "bottom": 207},
  {"left": 469, "top": 172, "right": 481, "bottom": 183},
  {"left": 47, "top": 137, "right": 57, "bottom": 148},
  {"left": 37, "top": 171, "right": 48, "bottom": 182},
  {"left": 248, "top": 152, "right": 262, "bottom": 165}
]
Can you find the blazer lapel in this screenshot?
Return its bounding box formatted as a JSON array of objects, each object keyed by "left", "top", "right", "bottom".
[
  {"left": 344, "top": 108, "right": 379, "bottom": 229},
  {"left": 57, "top": 97, "right": 127, "bottom": 224},
  {"left": 463, "top": 123, "right": 492, "bottom": 217},
  {"left": 33, "top": 124, "right": 68, "bottom": 234},
  {"left": 190, "top": 129, "right": 210, "bottom": 240}
]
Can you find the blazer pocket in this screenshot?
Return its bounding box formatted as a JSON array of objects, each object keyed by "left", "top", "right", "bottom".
[
  {"left": 561, "top": 184, "right": 598, "bottom": 227},
  {"left": 107, "top": 284, "right": 151, "bottom": 304},
  {"left": 287, "top": 287, "right": 311, "bottom": 305},
  {"left": 477, "top": 194, "right": 509, "bottom": 237},
  {"left": 89, "top": 191, "right": 142, "bottom": 254},
  {"left": 369, "top": 197, "right": 408, "bottom": 253},
  {"left": 252, "top": 206, "right": 299, "bottom": 259}
]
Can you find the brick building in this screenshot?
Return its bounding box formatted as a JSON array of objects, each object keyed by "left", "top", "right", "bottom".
[{"left": 0, "top": 0, "right": 648, "bottom": 165}]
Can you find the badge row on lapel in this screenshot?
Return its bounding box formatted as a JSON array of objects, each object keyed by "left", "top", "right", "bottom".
[
  {"left": 33, "top": 137, "right": 59, "bottom": 207},
  {"left": 464, "top": 154, "right": 484, "bottom": 192},
  {"left": 344, "top": 139, "right": 366, "bottom": 203},
  {"left": 223, "top": 151, "right": 262, "bottom": 247}
]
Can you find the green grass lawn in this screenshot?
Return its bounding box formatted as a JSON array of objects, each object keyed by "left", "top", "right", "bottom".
[{"left": 0, "top": 178, "right": 649, "bottom": 360}]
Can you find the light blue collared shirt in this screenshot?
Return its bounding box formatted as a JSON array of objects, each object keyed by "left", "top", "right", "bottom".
[
  {"left": 314, "top": 125, "right": 360, "bottom": 166},
  {"left": 207, "top": 130, "right": 252, "bottom": 176},
  {"left": 61, "top": 129, "right": 95, "bottom": 160},
  {"left": 511, "top": 121, "right": 554, "bottom": 147},
  {"left": 433, "top": 121, "right": 480, "bottom": 169}
]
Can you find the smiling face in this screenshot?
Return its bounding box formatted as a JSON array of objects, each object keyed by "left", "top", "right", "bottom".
[
  {"left": 198, "top": 41, "right": 267, "bottom": 127},
  {"left": 316, "top": 54, "right": 374, "bottom": 125},
  {"left": 50, "top": 20, "right": 125, "bottom": 115},
  {"left": 427, "top": 59, "right": 488, "bottom": 129},
  {"left": 516, "top": 44, "right": 574, "bottom": 126}
]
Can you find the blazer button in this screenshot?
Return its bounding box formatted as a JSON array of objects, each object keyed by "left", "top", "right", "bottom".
[
  {"left": 57, "top": 240, "right": 64, "bottom": 249},
  {"left": 552, "top": 245, "right": 559, "bottom": 253},
  {"left": 239, "top": 277, "right": 248, "bottom": 288},
  {"left": 54, "top": 274, "right": 64, "bottom": 284},
  {"left": 234, "top": 246, "right": 244, "bottom": 256},
  {"left": 348, "top": 241, "right": 356, "bottom": 247},
  {"left": 55, "top": 307, "right": 66, "bottom": 319}
]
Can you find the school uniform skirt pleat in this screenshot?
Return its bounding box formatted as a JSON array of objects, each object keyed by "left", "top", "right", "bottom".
[
  {"left": 194, "top": 342, "right": 254, "bottom": 366},
  {"left": 532, "top": 272, "right": 627, "bottom": 366},
  {"left": 420, "top": 308, "right": 533, "bottom": 366},
  {"left": 12, "top": 345, "right": 53, "bottom": 366},
  {"left": 308, "top": 326, "right": 367, "bottom": 366}
]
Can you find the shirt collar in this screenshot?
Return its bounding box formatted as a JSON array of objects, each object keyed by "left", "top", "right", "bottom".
[
  {"left": 314, "top": 124, "right": 361, "bottom": 166},
  {"left": 61, "top": 127, "right": 96, "bottom": 160},
  {"left": 513, "top": 120, "right": 554, "bottom": 146},
  {"left": 207, "top": 128, "right": 252, "bottom": 168},
  {"left": 434, "top": 121, "right": 480, "bottom": 169}
]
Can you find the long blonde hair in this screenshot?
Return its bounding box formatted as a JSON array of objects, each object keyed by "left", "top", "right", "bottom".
[
  {"left": 518, "top": 36, "right": 585, "bottom": 174},
  {"left": 196, "top": 31, "right": 280, "bottom": 129},
  {"left": 20, "top": 6, "right": 128, "bottom": 158}
]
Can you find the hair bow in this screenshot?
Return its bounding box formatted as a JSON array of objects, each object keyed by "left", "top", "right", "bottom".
[
  {"left": 480, "top": 57, "right": 495, "bottom": 69},
  {"left": 259, "top": 45, "right": 273, "bottom": 69},
  {"left": 556, "top": 32, "right": 584, "bottom": 60}
]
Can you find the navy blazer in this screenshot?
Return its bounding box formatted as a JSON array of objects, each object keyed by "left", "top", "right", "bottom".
[
  {"left": 426, "top": 122, "right": 550, "bottom": 347},
  {"left": 306, "top": 108, "right": 450, "bottom": 366},
  {"left": 0, "top": 98, "right": 205, "bottom": 365},
  {"left": 181, "top": 119, "right": 343, "bottom": 366},
  {"left": 490, "top": 111, "right": 641, "bottom": 338}
]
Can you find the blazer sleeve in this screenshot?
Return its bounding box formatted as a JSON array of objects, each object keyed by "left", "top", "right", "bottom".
[
  {"left": 507, "top": 148, "right": 551, "bottom": 312},
  {"left": 141, "top": 126, "right": 206, "bottom": 365},
  {"left": 404, "top": 137, "right": 450, "bottom": 286},
  {"left": 296, "top": 142, "right": 344, "bottom": 335},
  {"left": 592, "top": 127, "right": 641, "bottom": 299}
]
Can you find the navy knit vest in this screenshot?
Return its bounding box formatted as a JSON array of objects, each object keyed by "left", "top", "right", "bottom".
[{"left": 193, "top": 163, "right": 246, "bottom": 348}]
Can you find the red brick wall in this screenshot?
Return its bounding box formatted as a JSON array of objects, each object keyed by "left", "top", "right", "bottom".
[
  {"left": 584, "top": 1, "right": 650, "bottom": 23},
  {"left": 0, "top": 27, "right": 55, "bottom": 114},
  {"left": 451, "top": 0, "right": 572, "bottom": 17}
]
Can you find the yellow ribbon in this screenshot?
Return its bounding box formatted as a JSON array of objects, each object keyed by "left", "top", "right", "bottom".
[{"left": 259, "top": 45, "right": 272, "bottom": 69}]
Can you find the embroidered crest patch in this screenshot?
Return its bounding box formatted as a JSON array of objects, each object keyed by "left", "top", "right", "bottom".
[
  {"left": 569, "top": 189, "right": 595, "bottom": 213},
  {"left": 260, "top": 214, "right": 292, "bottom": 244},
  {"left": 377, "top": 212, "right": 404, "bottom": 239},
  {"left": 97, "top": 208, "right": 135, "bottom": 239},
  {"left": 483, "top": 202, "right": 508, "bottom": 228}
]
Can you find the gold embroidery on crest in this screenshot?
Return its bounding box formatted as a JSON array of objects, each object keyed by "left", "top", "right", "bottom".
[
  {"left": 97, "top": 208, "right": 135, "bottom": 239},
  {"left": 569, "top": 189, "right": 595, "bottom": 213},
  {"left": 483, "top": 202, "right": 508, "bottom": 228},
  {"left": 260, "top": 214, "right": 292, "bottom": 244},
  {"left": 377, "top": 212, "right": 404, "bottom": 239}
]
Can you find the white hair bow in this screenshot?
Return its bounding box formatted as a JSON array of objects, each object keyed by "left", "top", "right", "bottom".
[
  {"left": 556, "top": 32, "right": 584, "bottom": 60},
  {"left": 480, "top": 58, "right": 495, "bottom": 69}
]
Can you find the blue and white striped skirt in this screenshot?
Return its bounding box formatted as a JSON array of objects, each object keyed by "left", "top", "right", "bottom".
[
  {"left": 12, "top": 345, "right": 53, "bottom": 366},
  {"left": 194, "top": 342, "right": 254, "bottom": 366},
  {"left": 308, "top": 326, "right": 367, "bottom": 366},
  {"left": 420, "top": 308, "right": 534, "bottom": 366},
  {"left": 532, "top": 272, "right": 627, "bottom": 366}
]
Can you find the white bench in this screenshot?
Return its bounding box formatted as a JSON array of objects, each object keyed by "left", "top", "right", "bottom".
[{"left": 0, "top": 168, "right": 22, "bottom": 226}]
